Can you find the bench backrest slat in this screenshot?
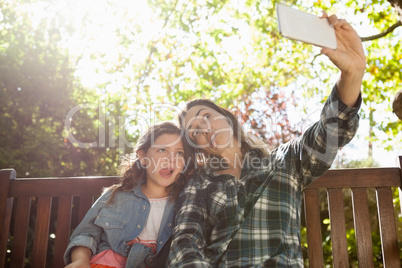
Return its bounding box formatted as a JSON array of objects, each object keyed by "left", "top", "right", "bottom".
[
  {"left": 303, "top": 188, "right": 324, "bottom": 267},
  {"left": 31, "top": 196, "right": 52, "bottom": 268},
  {"left": 10, "top": 196, "right": 31, "bottom": 268},
  {"left": 0, "top": 169, "right": 15, "bottom": 266},
  {"left": 327, "top": 188, "right": 349, "bottom": 267},
  {"left": 351, "top": 188, "right": 374, "bottom": 268},
  {"left": 78, "top": 195, "right": 95, "bottom": 224},
  {"left": 53, "top": 195, "right": 73, "bottom": 268},
  {"left": 376, "top": 187, "right": 400, "bottom": 267}
]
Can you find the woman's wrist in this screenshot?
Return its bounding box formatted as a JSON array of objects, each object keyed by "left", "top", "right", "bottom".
[{"left": 336, "top": 71, "right": 364, "bottom": 107}]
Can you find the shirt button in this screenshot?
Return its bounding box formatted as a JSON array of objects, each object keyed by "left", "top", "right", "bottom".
[
  {"left": 167, "top": 223, "right": 172, "bottom": 227},
  {"left": 137, "top": 225, "right": 141, "bottom": 228},
  {"left": 143, "top": 206, "right": 146, "bottom": 210},
  {"left": 105, "top": 223, "right": 109, "bottom": 226},
  {"left": 159, "top": 241, "right": 163, "bottom": 245}
]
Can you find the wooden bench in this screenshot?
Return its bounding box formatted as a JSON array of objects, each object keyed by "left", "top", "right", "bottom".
[
  {"left": 0, "top": 170, "right": 118, "bottom": 268},
  {"left": 303, "top": 155, "right": 402, "bottom": 267},
  {"left": 1, "top": 156, "right": 401, "bottom": 267}
]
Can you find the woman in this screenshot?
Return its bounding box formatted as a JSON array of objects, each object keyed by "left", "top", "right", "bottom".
[{"left": 168, "top": 13, "right": 365, "bottom": 267}]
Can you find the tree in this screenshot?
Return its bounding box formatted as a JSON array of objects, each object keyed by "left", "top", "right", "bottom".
[
  {"left": 356, "top": 0, "right": 402, "bottom": 154},
  {"left": 388, "top": 0, "right": 402, "bottom": 21},
  {"left": 111, "top": 0, "right": 316, "bottom": 148},
  {"left": 3, "top": 0, "right": 400, "bottom": 171},
  {"left": 393, "top": 90, "right": 402, "bottom": 119},
  {"left": 129, "top": 0, "right": 401, "bottom": 155},
  {"left": 363, "top": 0, "right": 402, "bottom": 122},
  {"left": 0, "top": 1, "right": 123, "bottom": 177}
]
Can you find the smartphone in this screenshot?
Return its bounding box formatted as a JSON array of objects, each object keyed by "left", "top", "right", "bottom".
[{"left": 276, "top": 3, "right": 337, "bottom": 49}]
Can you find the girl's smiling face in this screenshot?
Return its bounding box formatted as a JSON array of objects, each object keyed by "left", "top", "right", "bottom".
[
  {"left": 184, "top": 105, "right": 235, "bottom": 156},
  {"left": 139, "top": 133, "right": 185, "bottom": 192}
]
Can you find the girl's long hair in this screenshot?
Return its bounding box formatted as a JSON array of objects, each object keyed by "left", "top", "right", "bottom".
[
  {"left": 106, "top": 121, "right": 192, "bottom": 204},
  {"left": 178, "top": 99, "right": 269, "bottom": 169}
]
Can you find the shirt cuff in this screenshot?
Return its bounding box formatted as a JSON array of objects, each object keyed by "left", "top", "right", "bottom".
[
  {"left": 325, "top": 84, "right": 362, "bottom": 120},
  {"left": 63, "top": 237, "right": 97, "bottom": 264}
]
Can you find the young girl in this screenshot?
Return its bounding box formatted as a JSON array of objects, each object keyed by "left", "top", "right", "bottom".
[{"left": 64, "top": 122, "right": 190, "bottom": 268}]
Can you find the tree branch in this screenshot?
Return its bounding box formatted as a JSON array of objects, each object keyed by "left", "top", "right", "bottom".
[{"left": 360, "top": 21, "right": 402, "bottom": 42}]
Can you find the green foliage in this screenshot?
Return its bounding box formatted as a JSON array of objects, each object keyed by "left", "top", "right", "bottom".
[
  {"left": 0, "top": 1, "right": 123, "bottom": 177},
  {"left": 1, "top": 0, "right": 400, "bottom": 179},
  {"left": 359, "top": 1, "right": 402, "bottom": 148}
]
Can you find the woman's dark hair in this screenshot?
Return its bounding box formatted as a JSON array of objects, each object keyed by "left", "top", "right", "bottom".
[
  {"left": 178, "top": 99, "right": 269, "bottom": 168},
  {"left": 105, "top": 121, "right": 192, "bottom": 204}
]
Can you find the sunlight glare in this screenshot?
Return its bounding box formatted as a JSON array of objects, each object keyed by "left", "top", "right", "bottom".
[{"left": 27, "top": 0, "right": 164, "bottom": 92}]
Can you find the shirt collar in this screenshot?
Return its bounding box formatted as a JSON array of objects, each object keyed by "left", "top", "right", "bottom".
[{"left": 133, "top": 181, "right": 147, "bottom": 199}]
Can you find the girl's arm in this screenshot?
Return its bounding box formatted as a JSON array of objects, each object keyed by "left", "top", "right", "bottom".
[
  {"left": 64, "top": 246, "right": 92, "bottom": 268},
  {"left": 64, "top": 192, "right": 110, "bottom": 265}
]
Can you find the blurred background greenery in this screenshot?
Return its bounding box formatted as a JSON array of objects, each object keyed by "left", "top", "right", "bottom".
[{"left": 1, "top": 0, "right": 401, "bottom": 178}]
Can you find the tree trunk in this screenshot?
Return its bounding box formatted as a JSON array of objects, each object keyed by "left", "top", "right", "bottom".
[
  {"left": 388, "top": 0, "right": 402, "bottom": 21},
  {"left": 368, "top": 108, "right": 374, "bottom": 159},
  {"left": 388, "top": 1, "right": 402, "bottom": 121},
  {"left": 393, "top": 90, "right": 402, "bottom": 120}
]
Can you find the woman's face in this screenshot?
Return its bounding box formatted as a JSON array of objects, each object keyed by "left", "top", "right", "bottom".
[
  {"left": 184, "top": 105, "right": 235, "bottom": 155},
  {"left": 139, "top": 134, "right": 185, "bottom": 190}
]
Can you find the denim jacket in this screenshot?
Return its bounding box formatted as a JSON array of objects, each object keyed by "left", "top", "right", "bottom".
[{"left": 64, "top": 184, "right": 176, "bottom": 268}]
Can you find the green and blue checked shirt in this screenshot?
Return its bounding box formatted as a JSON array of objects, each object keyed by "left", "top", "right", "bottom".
[{"left": 168, "top": 87, "right": 361, "bottom": 267}]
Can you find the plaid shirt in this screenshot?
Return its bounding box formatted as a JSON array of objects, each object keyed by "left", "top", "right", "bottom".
[{"left": 168, "top": 87, "right": 361, "bottom": 267}]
